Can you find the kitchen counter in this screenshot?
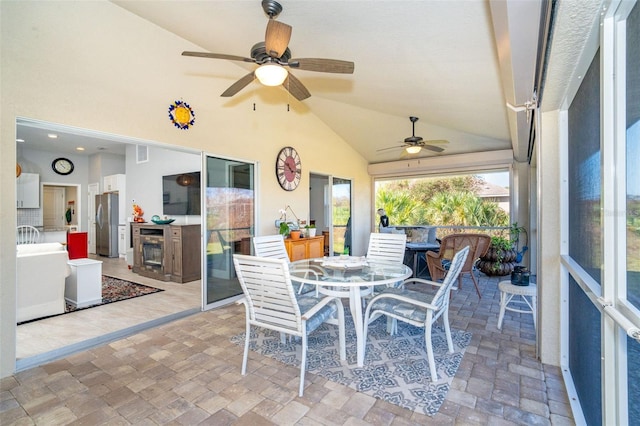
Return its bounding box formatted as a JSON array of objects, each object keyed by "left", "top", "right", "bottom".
[{"left": 41, "top": 230, "right": 67, "bottom": 244}]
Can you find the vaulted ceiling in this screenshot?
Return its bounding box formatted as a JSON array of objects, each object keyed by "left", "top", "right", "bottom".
[{"left": 19, "top": 1, "right": 546, "bottom": 164}]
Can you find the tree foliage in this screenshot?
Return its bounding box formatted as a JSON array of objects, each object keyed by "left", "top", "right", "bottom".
[{"left": 375, "top": 176, "right": 509, "bottom": 227}]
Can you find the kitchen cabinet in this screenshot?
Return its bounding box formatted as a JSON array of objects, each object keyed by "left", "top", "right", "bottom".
[
  {"left": 103, "top": 174, "right": 125, "bottom": 192},
  {"left": 103, "top": 174, "right": 126, "bottom": 224},
  {"left": 16, "top": 173, "right": 40, "bottom": 208},
  {"left": 284, "top": 235, "right": 324, "bottom": 261}
]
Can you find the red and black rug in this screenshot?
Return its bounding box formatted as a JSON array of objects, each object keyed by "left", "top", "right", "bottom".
[
  {"left": 18, "top": 276, "right": 163, "bottom": 325},
  {"left": 65, "top": 275, "right": 163, "bottom": 313}
]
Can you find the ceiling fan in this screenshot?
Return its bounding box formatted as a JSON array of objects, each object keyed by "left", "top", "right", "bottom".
[
  {"left": 181, "top": 0, "right": 355, "bottom": 101},
  {"left": 377, "top": 116, "right": 448, "bottom": 155}
]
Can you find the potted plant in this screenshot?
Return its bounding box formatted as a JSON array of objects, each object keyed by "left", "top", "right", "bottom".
[
  {"left": 305, "top": 224, "right": 317, "bottom": 238},
  {"left": 289, "top": 229, "right": 302, "bottom": 240},
  {"left": 477, "top": 235, "right": 518, "bottom": 276},
  {"left": 279, "top": 221, "right": 290, "bottom": 237}
]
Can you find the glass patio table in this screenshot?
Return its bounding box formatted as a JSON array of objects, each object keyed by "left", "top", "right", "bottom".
[{"left": 290, "top": 256, "right": 412, "bottom": 367}]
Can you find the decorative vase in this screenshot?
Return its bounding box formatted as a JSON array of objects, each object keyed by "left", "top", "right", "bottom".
[{"left": 289, "top": 230, "right": 301, "bottom": 240}]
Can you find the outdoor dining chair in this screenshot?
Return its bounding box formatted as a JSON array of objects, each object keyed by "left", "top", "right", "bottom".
[
  {"left": 366, "top": 232, "right": 407, "bottom": 264},
  {"left": 363, "top": 245, "right": 469, "bottom": 381},
  {"left": 252, "top": 234, "right": 323, "bottom": 294},
  {"left": 16, "top": 225, "right": 40, "bottom": 244},
  {"left": 233, "top": 254, "right": 346, "bottom": 396},
  {"left": 426, "top": 233, "right": 490, "bottom": 298},
  {"left": 366, "top": 232, "right": 407, "bottom": 294}
]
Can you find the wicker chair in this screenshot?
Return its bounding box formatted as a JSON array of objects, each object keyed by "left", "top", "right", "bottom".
[
  {"left": 426, "top": 233, "right": 491, "bottom": 298},
  {"left": 233, "top": 254, "right": 346, "bottom": 396}
]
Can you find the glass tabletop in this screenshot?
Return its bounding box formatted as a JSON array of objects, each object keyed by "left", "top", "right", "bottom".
[{"left": 290, "top": 256, "right": 412, "bottom": 287}]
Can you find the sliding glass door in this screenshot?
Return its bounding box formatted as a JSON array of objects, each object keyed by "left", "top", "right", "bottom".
[{"left": 203, "top": 156, "right": 255, "bottom": 308}]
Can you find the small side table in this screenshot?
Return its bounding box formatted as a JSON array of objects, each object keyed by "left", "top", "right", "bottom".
[
  {"left": 497, "top": 281, "right": 537, "bottom": 330},
  {"left": 65, "top": 258, "right": 103, "bottom": 308}
]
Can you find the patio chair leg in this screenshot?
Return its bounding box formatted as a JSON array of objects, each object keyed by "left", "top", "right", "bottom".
[
  {"left": 299, "top": 334, "right": 307, "bottom": 397},
  {"left": 242, "top": 322, "right": 250, "bottom": 375},
  {"left": 470, "top": 273, "right": 482, "bottom": 299},
  {"left": 425, "top": 317, "right": 438, "bottom": 382}
]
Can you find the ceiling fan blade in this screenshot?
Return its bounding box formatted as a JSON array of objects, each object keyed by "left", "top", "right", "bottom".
[
  {"left": 376, "top": 145, "right": 404, "bottom": 153},
  {"left": 289, "top": 58, "right": 355, "bottom": 74},
  {"left": 265, "top": 20, "right": 292, "bottom": 58},
  {"left": 182, "top": 51, "right": 255, "bottom": 63},
  {"left": 283, "top": 73, "right": 311, "bottom": 101},
  {"left": 423, "top": 145, "right": 445, "bottom": 153},
  {"left": 220, "top": 72, "right": 255, "bottom": 97}
]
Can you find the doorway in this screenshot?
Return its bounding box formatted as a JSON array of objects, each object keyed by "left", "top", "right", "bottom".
[
  {"left": 309, "top": 173, "right": 352, "bottom": 256},
  {"left": 42, "top": 183, "right": 81, "bottom": 232}
]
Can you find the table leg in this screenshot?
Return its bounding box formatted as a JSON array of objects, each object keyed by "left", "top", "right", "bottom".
[
  {"left": 413, "top": 251, "right": 418, "bottom": 278},
  {"left": 350, "top": 286, "right": 365, "bottom": 367}
]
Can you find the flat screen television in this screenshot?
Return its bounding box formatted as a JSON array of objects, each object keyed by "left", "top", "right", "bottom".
[{"left": 162, "top": 171, "right": 201, "bottom": 216}]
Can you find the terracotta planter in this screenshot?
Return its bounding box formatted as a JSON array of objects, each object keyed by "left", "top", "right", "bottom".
[{"left": 289, "top": 230, "right": 301, "bottom": 240}]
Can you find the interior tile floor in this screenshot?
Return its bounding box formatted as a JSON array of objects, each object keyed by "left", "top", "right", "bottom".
[{"left": 2, "top": 258, "right": 575, "bottom": 425}]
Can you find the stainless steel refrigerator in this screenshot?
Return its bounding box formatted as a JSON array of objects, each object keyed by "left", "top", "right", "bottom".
[{"left": 95, "top": 193, "right": 119, "bottom": 257}]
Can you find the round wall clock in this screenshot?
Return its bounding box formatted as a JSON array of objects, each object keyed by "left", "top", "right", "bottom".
[
  {"left": 52, "top": 157, "right": 74, "bottom": 175},
  {"left": 276, "top": 146, "right": 301, "bottom": 191}
]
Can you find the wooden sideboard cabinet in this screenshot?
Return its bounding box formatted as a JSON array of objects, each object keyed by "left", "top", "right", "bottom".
[
  {"left": 169, "top": 225, "right": 201, "bottom": 283},
  {"left": 284, "top": 235, "right": 325, "bottom": 261},
  {"left": 132, "top": 223, "right": 201, "bottom": 283}
]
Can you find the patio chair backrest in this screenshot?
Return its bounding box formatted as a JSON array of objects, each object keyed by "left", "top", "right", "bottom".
[
  {"left": 233, "top": 254, "right": 302, "bottom": 335},
  {"left": 252, "top": 235, "right": 290, "bottom": 263},
  {"left": 431, "top": 245, "right": 469, "bottom": 311},
  {"left": 366, "top": 232, "right": 407, "bottom": 264}
]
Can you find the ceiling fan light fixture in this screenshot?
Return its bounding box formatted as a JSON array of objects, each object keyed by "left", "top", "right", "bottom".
[
  {"left": 255, "top": 63, "right": 288, "bottom": 86},
  {"left": 406, "top": 145, "right": 422, "bottom": 154}
]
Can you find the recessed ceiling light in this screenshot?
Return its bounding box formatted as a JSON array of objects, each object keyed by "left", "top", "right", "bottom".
[
  {"left": 16, "top": 138, "right": 25, "bottom": 143},
  {"left": 76, "top": 147, "right": 85, "bottom": 151},
  {"left": 47, "top": 133, "right": 58, "bottom": 139}
]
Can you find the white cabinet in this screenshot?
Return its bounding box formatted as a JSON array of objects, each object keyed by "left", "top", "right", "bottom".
[
  {"left": 103, "top": 174, "right": 126, "bottom": 223},
  {"left": 65, "top": 259, "right": 103, "bottom": 308},
  {"left": 103, "top": 174, "right": 125, "bottom": 192},
  {"left": 16, "top": 173, "right": 40, "bottom": 208},
  {"left": 118, "top": 225, "right": 127, "bottom": 258}
]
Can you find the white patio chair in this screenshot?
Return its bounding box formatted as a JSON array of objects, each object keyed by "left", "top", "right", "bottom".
[
  {"left": 366, "top": 232, "right": 407, "bottom": 293},
  {"left": 253, "top": 234, "right": 323, "bottom": 294},
  {"left": 233, "top": 254, "right": 346, "bottom": 396},
  {"left": 366, "top": 232, "right": 407, "bottom": 264},
  {"left": 16, "top": 225, "right": 41, "bottom": 244},
  {"left": 363, "top": 245, "right": 469, "bottom": 381}
]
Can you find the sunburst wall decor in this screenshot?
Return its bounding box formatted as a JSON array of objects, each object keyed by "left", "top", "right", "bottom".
[{"left": 168, "top": 100, "right": 195, "bottom": 130}]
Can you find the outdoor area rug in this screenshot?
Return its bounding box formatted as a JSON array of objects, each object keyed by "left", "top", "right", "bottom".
[{"left": 230, "top": 314, "right": 471, "bottom": 416}]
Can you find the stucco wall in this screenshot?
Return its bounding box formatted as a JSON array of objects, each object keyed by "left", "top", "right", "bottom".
[{"left": 0, "top": 1, "right": 371, "bottom": 378}]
